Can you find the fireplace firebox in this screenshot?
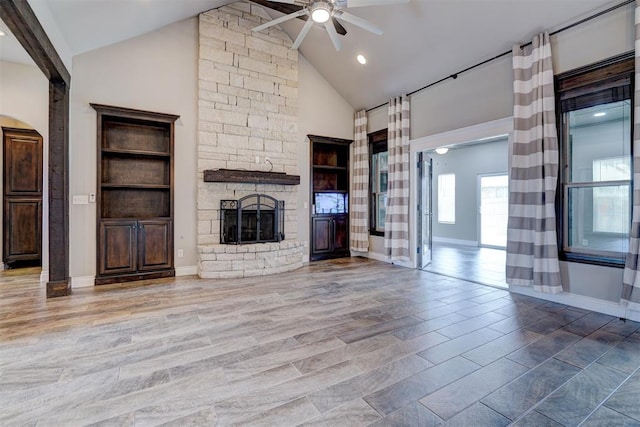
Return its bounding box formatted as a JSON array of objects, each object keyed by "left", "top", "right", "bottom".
[{"left": 220, "top": 194, "right": 285, "bottom": 244}]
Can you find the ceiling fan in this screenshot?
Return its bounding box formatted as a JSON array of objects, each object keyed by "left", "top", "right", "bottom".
[{"left": 251, "top": 0, "right": 409, "bottom": 51}]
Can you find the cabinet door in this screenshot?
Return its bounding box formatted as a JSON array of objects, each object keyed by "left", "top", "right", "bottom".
[
  {"left": 4, "top": 130, "right": 43, "bottom": 196},
  {"left": 138, "top": 220, "right": 173, "bottom": 271},
  {"left": 99, "top": 220, "right": 137, "bottom": 275},
  {"left": 3, "top": 199, "right": 42, "bottom": 262},
  {"left": 3, "top": 129, "right": 43, "bottom": 264},
  {"left": 332, "top": 215, "right": 349, "bottom": 253},
  {"left": 312, "top": 217, "right": 332, "bottom": 255}
]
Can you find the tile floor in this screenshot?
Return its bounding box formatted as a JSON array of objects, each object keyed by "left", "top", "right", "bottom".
[
  {"left": 424, "top": 243, "right": 508, "bottom": 289},
  {"left": 1, "top": 258, "right": 639, "bottom": 426}
]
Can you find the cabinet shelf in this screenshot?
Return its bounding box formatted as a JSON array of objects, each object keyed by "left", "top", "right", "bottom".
[
  {"left": 313, "top": 165, "right": 347, "bottom": 171},
  {"left": 101, "top": 184, "right": 170, "bottom": 190},
  {"left": 313, "top": 189, "right": 348, "bottom": 194},
  {"left": 101, "top": 148, "right": 170, "bottom": 158}
]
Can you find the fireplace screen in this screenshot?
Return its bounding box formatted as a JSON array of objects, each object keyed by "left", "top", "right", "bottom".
[{"left": 220, "top": 194, "right": 285, "bottom": 244}]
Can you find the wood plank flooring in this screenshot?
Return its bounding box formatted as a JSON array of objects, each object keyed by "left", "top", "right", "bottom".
[{"left": 1, "top": 258, "right": 640, "bottom": 426}]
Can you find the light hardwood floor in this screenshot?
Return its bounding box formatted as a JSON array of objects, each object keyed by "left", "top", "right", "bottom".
[{"left": 1, "top": 258, "right": 639, "bottom": 426}]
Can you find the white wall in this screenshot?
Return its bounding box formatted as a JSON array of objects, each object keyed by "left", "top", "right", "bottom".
[
  {"left": 70, "top": 18, "right": 199, "bottom": 279},
  {"left": 0, "top": 61, "right": 50, "bottom": 273},
  {"left": 298, "top": 55, "right": 354, "bottom": 258}
]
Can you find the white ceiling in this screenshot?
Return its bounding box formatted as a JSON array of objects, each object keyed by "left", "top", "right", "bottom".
[{"left": 0, "top": 0, "right": 622, "bottom": 110}]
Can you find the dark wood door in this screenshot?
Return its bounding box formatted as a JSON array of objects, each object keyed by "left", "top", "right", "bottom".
[
  {"left": 312, "top": 217, "right": 332, "bottom": 255},
  {"left": 138, "top": 219, "right": 172, "bottom": 271},
  {"left": 4, "top": 199, "right": 42, "bottom": 262},
  {"left": 332, "top": 215, "right": 349, "bottom": 253},
  {"left": 3, "top": 128, "right": 43, "bottom": 264},
  {"left": 99, "top": 220, "right": 137, "bottom": 275}
]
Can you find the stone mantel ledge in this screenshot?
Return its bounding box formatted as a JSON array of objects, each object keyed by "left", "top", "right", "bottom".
[{"left": 198, "top": 240, "right": 304, "bottom": 279}]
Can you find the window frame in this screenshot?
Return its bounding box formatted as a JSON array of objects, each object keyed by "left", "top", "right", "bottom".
[
  {"left": 368, "top": 129, "right": 387, "bottom": 237},
  {"left": 556, "top": 52, "right": 634, "bottom": 267}
]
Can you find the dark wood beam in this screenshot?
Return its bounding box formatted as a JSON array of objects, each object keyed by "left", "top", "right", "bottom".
[
  {"left": 204, "top": 169, "right": 301, "bottom": 185},
  {"left": 47, "top": 81, "right": 70, "bottom": 297},
  {"left": 0, "top": 0, "right": 70, "bottom": 85}
]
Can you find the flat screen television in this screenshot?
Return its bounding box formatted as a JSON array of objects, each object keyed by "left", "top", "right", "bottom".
[{"left": 314, "top": 192, "right": 348, "bottom": 214}]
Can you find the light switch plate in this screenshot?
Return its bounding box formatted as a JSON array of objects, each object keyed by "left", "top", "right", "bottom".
[{"left": 72, "top": 195, "right": 89, "bottom": 205}]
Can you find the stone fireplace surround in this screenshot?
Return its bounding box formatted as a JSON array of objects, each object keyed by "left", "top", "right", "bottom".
[{"left": 197, "top": 2, "right": 304, "bottom": 279}]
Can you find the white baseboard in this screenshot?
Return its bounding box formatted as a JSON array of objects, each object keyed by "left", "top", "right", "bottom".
[
  {"left": 71, "top": 275, "right": 95, "bottom": 288},
  {"left": 511, "top": 285, "right": 640, "bottom": 323},
  {"left": 40, "top": 270, "right": 48, "bottom": 283},
  {"left": 432, "top": 237, "right": 478, "bottom": 246},
  {"left": 352, "top": 251, "right": 388, "bottom": 263},
  {"left": 351, "top": 251, "right": 412, "bottom": 268},
  {"left": 176, "top": 265, "right": 197, "bottom": 276}
]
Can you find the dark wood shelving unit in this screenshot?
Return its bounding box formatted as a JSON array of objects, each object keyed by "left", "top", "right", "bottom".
[
  {"left": 308, "top": 134, "right": 352, "bottom": 261},
  {"left": 92, "top": 104, "right": 179, "bottom": 285}
]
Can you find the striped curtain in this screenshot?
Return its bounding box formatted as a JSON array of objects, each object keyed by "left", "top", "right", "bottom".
[
  {"left": 506, "top": 33, "right": 562, "bottom": 294},
  {"left": 350, "top": 110, "right": 369, "bottom": 252},
  {"left": 384, "top": 96, "right": 410, "bottom": 262},
  {"left": 622, "top": 0, "right": 640, "bottom": 302}
]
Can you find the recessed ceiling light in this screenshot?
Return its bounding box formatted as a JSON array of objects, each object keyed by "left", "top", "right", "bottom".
[
  {"left": 357, "top": 54, "right": 366, "bottom": 65},
  {"left": 435, "top": 147, "right": 449, "bottom": 155},
  {"left": 593, "top": 112, "right": 606, "bottom": 117},
  {"left": 0, "top": 30, "right": 5, "bottom": 37}
]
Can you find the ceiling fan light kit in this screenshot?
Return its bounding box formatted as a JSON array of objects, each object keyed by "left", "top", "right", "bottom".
[
  {"left": 252, "top": 0, "right": 409, "bottom": 51},
  {"left": 311, "top": 1, "right": 332, "bottom": 23}
]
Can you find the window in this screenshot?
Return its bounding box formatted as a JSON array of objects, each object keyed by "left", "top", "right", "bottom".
[
  {"left": 438, "top": 173, "right": 455, "bottom": 224},
  {"left": 557, "top": 54, "right": 633, "bottom": 264},
  {"left": 369, "top": 129, "right": 387, "bottom": 235}
]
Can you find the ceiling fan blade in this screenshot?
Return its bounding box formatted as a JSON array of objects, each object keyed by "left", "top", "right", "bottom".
[
  {"left": 252, "top": 8, "right": 308, "bottom": 32},
  {"left": 291, "top": 18, "right": 314, "bottom": 49},
  {"left": 324, "top": 21, "right": 342, "bottom": 51},
  {"left": 251, "top": 0, "right": 303, "bottom": 15},
  {"left": 346, "top": 0, "right": 409, "bottom": 7},
  {"left": 331, "top": 17, "right": 347, "bottom": 36},
  {"left": 334, "top": 10, "right": 383, "bottom": 35}
]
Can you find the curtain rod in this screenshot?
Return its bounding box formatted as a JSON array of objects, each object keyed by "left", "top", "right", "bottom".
[{"left": 365, "top": 0, "right": 634, "bottom": 113}]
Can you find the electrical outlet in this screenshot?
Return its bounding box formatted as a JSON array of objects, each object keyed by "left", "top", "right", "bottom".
[
  {"left": 582, "top": 239, "right": 589, "bottom": 246},
  {"left": 177, "top": 249, "right": 184, "bottom": 258},
  {"left": 89, "top": 193, "right": 96, "bottom": 203},
  {"left": 255, "top": 156, "right": 260, "bottom": 164}
]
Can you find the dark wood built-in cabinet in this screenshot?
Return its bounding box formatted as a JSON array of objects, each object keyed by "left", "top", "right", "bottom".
[
  {"left": 2, "top": 127, "right": 43, "bottom": 267},
  {"left": 92, "top": 104, "right": 178, "bottom": 285},
  {"left": 309, "top": 134, "right": 352, "bottom": 261}
]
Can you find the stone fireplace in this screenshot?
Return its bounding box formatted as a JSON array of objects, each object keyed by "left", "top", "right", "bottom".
[{"left": 196, "top": 2, "right": 303, "bottom": 279}]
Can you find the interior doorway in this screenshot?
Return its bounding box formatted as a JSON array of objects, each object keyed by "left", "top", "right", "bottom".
[{"left": 416, "top": 135, "right": 509, "bottom": 289}]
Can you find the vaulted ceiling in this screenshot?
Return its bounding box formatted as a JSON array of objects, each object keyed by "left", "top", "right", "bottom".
[{"left": 0, "top": 0, "right": 623, "bottom": 110}]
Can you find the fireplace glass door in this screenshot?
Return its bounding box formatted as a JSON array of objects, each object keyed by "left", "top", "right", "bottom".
[{"left": 221, "top": 194, "right": 284, "bottom": 244}]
